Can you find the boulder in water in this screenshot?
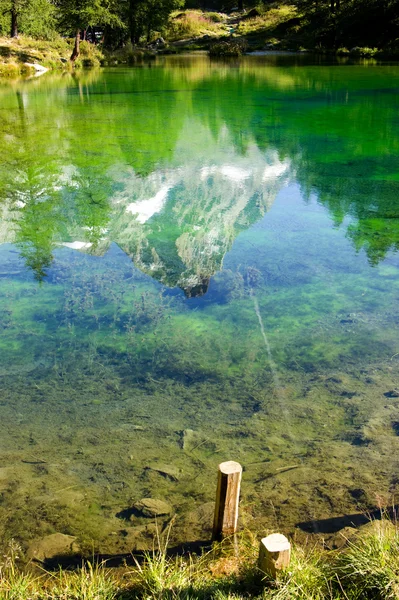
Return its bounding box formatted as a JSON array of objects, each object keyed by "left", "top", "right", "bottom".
[
  {"left": 134, "top": 497, "right": 172, "bottom": 517},
  {"left": 27, "top": 533, "right": 80, "bottom": 562}
]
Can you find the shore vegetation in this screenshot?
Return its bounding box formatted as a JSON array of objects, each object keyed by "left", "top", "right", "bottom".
[
  {"left": 1, "top": 0, "right": 399, "bottom": 73},
  {"left": 2, "top": 520, "right": 399, "bottom": 599}
]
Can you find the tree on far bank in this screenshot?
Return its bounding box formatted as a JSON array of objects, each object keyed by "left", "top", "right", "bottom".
[
  {"left": 0, "top": 0, "right": 53, "bottom": 37},
  {"left": 56, "top": 0, "right": 121, "bottom": 60},
  {"left": 127, "top": 0, "right": 183, "bottom": 45}
]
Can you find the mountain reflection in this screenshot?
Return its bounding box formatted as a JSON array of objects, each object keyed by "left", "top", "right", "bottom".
[
  {"left": 0, "top": 57, "right": 399, "bottom": 287},
  {"left": 108, "top": 144, "right": 290, "bottom": 296}
]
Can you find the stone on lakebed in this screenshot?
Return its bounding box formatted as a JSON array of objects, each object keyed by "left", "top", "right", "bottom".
[
  {"left": 27, "top": 533, "right": 80, "bottom": 562},
  {"left": 145, "top": 463, "right": 180, "bottom": 481},
  {"left": 134, "top": 497, "right": 172, "bottom": 517}
]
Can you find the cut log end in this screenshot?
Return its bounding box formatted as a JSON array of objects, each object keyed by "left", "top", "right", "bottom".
[
  {"left": 262, "top": 533, "right": 291, "bottom": 552},
  {"left": 219, "top": 460, "right": 243, "bottom": 475},
  {"left": 258, "top": 533, "right": 291, "bottom": 579}
]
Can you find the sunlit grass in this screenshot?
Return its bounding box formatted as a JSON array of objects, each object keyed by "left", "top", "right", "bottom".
[
  {"left": 166, "top": 10, "right": 228, "bottom": 41},
  {"left": 0, "top": 539, "right": 44, "bottom": 600},
  {"left": 2, "top": 521, "right": 399, "bottom": 599},
  {"left": 45, "top": 562, "right": 118, "bottom": 600},
  {"left": 331, "top": 520, "right": 399, "bottom": 599},
  {"left": 0, "top": 35, "right": 70, "bottom": 69},
  {"left": 236, "top": 4, "right": 299, "bottom": 37}
]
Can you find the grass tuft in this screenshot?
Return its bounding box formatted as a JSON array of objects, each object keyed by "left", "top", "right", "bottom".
[
  {"left": 75, "top": 40, "right": 104, "bottom": 68},
  {"left": 0, "top": 540, "right": 42, "bottom": 600},
  {"left": 2, "top": 520, "right": 399, "bottom": 599},
  {"left": 45, "top": 561, "right": 118, "bottom": 599},
  {"left": 269, "top": 544, "right": 331, "bottom": 600},
  {"left": 332, "top": 520, "right": 399, "bottom": 599}
]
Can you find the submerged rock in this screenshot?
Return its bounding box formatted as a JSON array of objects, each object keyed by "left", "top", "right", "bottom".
[
  {"left": 384, "top": 390, "right": 399, "bottom": 398},
  {"left": 179, "top": 428, "right": 209, "bottom": 452},
  {"left": 179, "top": 428, "right": 194, "bottom": 450},
  {"left": 349, "top": 488, "right": 368, "bottom": 503},
  {"left": 145, "top": 463, "right": 180, "bottom": 481},
  {"left": 119, "top": 523, "right": 157, "bottom": 551},
  {"left": 185, "top": 502, "right": 214, "bottom": 531},
  {"left": 134, "top": 498, "right": 172, "bottom": 517},
  {"left": 27, "top": 533, "right": 80, "bottom": 562},
  {"left": 349, "top": 432, "right": 370, "bottom": 446},
  {"left": 176, "top": 502, "right": 215, "bottom": 542},
  {"left": 327, "top": 526, "right": 357, "bottom": 549}
]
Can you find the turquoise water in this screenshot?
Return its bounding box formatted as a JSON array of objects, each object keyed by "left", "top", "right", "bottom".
[{"left": 1, "top": 55, "right": 399, "bottom": 556}]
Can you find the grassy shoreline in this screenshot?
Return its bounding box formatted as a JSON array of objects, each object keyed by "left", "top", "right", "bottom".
[
  {"left": 0, "top": 36, "right": 71, "bottom": 76},
  {"left": 0, "top": 36, "right": 156, "bottom": 78},
  {"left": 2, "top": 2, "right": 399, "bottom": 79},
  {"left": 2, "top": 519, "right": 399, "bottom": 599}
]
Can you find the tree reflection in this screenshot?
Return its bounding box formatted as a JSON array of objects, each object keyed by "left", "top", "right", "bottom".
[{"left": 0, "top": 58, "right": 398, "bottom": 286}]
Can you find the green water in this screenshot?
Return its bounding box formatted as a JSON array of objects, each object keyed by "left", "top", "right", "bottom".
[{"left": 1, "top": 54, "right": 399, "bottom": 556}]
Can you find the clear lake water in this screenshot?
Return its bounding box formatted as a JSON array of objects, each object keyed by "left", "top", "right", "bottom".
[{"left": 1, "top": 53, "right": 399, "bottom": 555}]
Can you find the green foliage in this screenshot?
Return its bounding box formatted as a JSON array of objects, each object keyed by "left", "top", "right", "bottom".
[
  {"left": 46, "top": 561, "right": 118, "bottom": 599},
  {"left": 0, "top": 540, "right": 45, "bottom": 600},
  {"left": 124, "top": 0, "right": 184, "bottom": 45},
  {"left": 102, "top": 40, "right": 155, "bottom": 63},
  {"left": 205, "top": 11, "right": 224, "bottom": 22},
  {"left": 132, "top": 551, "right": 195, "bottom": 596},
  {"left": 349, "top": 46, "right": 378, "bottom": 56},
  {"left": 74, "top": 39, "right": 104, "bottom": 66},
  {"left": 0, "top": 8, "right": 8, "bottom": 35},
  {"left": 55, "top": 0, "right": 121, "bottom": 35},
  {"left": 209, "top": 40, "right": 247, "bottom": 56},
  {"left": 1, "top": 0, "right": 399, "bottom": 57},
  {"left": 0, "top": 61, "right": 32, "bottom": 75},
  {"left": 269, "top": 545, "right": 330, "bottom": 600},
  {"left": 0, "top": 35, "right": 71, "bottom": 69},
  {"left": 291, "top": 0, "right": 399, "bottom": 50},
  {"left": 18, "top": 0, "right": 55, "bottom": 39},
  {"left": 0, "top": 0, "right": 54, "bottom": 38}
]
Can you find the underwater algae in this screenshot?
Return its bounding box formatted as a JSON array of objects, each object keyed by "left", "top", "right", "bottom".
[{"left": 1, "top": 56, "right": 399, "bottom": 557}]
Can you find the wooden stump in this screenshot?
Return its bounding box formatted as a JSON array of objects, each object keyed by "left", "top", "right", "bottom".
[
  {"left": 258, "top": 533, "right": 291, "bottom": 578},
  {"left": 212, "top": 460, "right": 242, "bottom": 540}
]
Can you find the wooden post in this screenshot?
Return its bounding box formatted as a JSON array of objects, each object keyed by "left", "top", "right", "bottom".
[
  {"left": 258, "top": 533, "right": 291, "bottom": 578},
  {"left": 212, "top": 460, "right": 242, "bottom": 541}
]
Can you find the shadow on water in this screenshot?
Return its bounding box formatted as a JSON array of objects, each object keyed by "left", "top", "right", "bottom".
[
  {"left": 35, "top": 505, "right": 399, "bottom": 568},
  {"left": 297, "top": 506, "right": 399, "bottom": 534},
  {"left": 40, "top": 540, "right": 212, "bottom": 570}
]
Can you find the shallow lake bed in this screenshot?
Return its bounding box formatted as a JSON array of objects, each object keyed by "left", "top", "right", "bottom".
[{"left": 1, "top": 55, "right": 399, "bottom": 558}]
